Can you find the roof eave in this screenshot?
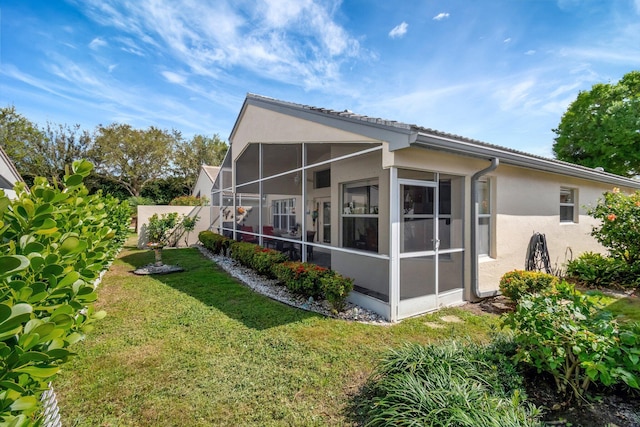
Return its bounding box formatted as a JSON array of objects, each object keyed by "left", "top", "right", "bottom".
[{"left": 413, "top": 133, "right": 640, "bottom": 189}]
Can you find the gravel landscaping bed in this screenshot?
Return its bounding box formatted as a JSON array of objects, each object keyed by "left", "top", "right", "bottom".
[{"left": 197, "top": 245, "right": 390, "bottom": 324}]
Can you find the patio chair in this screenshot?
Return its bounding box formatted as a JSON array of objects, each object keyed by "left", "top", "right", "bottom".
[
  {"left": 262, "top": 225, "right": 277, "bottom": 249},
  {"left": 239, "top": 225, "right": 257, "bottom": 243}
]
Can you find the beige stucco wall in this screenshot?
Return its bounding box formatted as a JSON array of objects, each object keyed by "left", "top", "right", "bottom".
[
  {"left": 477, "top": 164, "right": 636, "bottom": 292},
  {"left": 137, "top": 205, "right": 211, "bottom": 248},
  {"left": 231, "top": 104, "right": 379, "bottom": 167}
]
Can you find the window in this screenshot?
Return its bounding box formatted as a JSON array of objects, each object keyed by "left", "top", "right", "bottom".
[
  {"left": 314, "top": 169, "right": 330, "bottom": 188},
  {"left": 477, "top": 180, "right": 491, "bottom": 256},
  {"left": 342, "top": 180, "right": 378, "bottom": 252},
  {"left": 272, "top": 198, "right": 296, "bottom": 230},
  {"left": 560, "top": 188, "right": 576, "bottom": 223}
]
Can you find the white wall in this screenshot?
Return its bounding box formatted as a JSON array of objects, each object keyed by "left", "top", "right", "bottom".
[{"left": 137, "top": 205, "right": 211, "bottom": 248}]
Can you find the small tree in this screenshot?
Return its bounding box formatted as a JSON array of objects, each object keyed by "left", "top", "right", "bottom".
[{"left": 146, "top": 213, "right": 179, "bottom": 265}]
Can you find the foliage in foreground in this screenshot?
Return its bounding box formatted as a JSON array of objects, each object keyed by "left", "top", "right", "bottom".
[
  {"left": 503, "top": 282, "right": 640, "bottom": 400},
  {"left": 358, "top": 338, "right": 541, "bottom": 427},
  {"left": 0, "top": 160, "right": 129, "bottom": 425}
]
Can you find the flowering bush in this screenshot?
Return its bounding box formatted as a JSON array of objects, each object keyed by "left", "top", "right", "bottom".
[{"left": 589, "top": 188, "right": 640, "bottom": 265}]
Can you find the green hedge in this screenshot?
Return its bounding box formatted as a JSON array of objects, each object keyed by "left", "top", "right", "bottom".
[
  {"left": 0, "top": 160, "right": 129, "bottom": 425},
  {"left": 199, "top": 231, "right": 353, "bottom": 312}
]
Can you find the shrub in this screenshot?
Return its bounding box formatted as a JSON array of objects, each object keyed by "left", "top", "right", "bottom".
[
  {"left": 229, "top": 241, "right": 258, "bottom": 268},
  {"left": 248, "top": 247, "right": 287, "bottom": 278},
  {"left": 320, "top": 273, "right": 354, "bottom": 312},
  {"left": 169, "top": 195, "right": 209, "bottom": 206},
  {"left": 198, "top": 230, "right": 232, "bottom": 255},
  {"left": 272, "top": 261, "right": 330, "bottom": 298},
  {"left": 499, "top": 270, "right": 558, "bottom": 303},
  {"left": 359, "top": 340, "right": 541, "bottom": 427},
  {"left": 566, "top": 251, "right": 640, "bottom": 289},
  {"left": 0, "top": 160, "right": 125, "bottom": 424},
  {"left": 502, "top": 282, "right": 640, "bottom": 399}
]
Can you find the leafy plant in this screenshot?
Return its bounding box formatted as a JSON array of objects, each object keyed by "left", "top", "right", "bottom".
[
  {"left": 198, "top": 230, "right": 232, "bottom": 255},
  {"left": 499, "top": 270, "right": 558, "bottom": 303},
  {"left": 566, "top": 251, "right": 639, "bottom": 288},
  {"left": 589, "top": 188, "right": 640, "bottom": 266},
  {"left": 320, "top": 273, "right": 353, "bottom": 312},
  {"left": 146, "top": 212, "right": 180, "bottom": 246},
  {"left": 502, "top": 282, "right": 640, "bottom": 400},
  {"left": 0, "top": 160, "right": 127, "bottom": 425},
  {"left": 169, "top": 195, "right": 209, "bottom": 206},
  {"left": 359, "top": 340, "right": 541, "bottom": 427}
]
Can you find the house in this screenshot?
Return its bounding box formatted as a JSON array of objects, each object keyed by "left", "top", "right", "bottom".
[
  {"left": 0, "top": 145, "right": 24, "bottom": 199},
  {"left": 210, "top": 93, "right": 640, "bottom": 321},
  {"left": 192, "top": 165, "right": 220, "bottom": 202}
]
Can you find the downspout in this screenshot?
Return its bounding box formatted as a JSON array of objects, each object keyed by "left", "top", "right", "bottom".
[{"left": 471, "top": 157, "right": 499, "bottom": 299}]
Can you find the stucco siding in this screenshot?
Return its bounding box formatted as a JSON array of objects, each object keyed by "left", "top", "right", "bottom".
[
  {"left": 478, "top": 164, "right": 633, "bottom": 291},
  {"left": 231, "top": 104, "right": 379, "bottom": 161}
]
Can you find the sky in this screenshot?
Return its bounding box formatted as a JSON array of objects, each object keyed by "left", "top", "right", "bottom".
[{"left": 1, "top": 0, "right": 639, "bottom": 158}]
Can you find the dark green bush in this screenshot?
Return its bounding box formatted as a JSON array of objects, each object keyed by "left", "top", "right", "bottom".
[
  {"left": 271, "top": 261, "right": 330, "bottom": 298},
  {"left": 566, "top": 251, "right": 640, "bottom": 288},
  {"left": 198, "top": 230, "right": 232, "bottom": 255},
  {"left": 499, "top": 270, "right": 558, "bottom": 303},
  {"left": 359, "top": 339, "right": 541, "bottom": 427},
  {"left": 229, "top": 241, "right": 257, "bottom": 267},
  {"left": 321, "top": 273, "right": 353, "bottom": 312},
  {"left": 0, "top": 160, "right": 126, "bottom": 424}
]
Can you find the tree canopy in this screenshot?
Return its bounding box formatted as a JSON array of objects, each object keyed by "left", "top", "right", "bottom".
[
  {"left": 0, "top": 106, "right": 228, "bottom": 202},
  {"left": 552, "top": 70, "right": 640, "bottom": 177}
]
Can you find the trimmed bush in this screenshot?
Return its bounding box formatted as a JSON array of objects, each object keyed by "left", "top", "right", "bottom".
[
  {"left": 499, "top": 270, "right": 558, "bottom": 303},
  {"left": 198, "top": 230, "right": 232, "bottom": 255},
  {"left": 248, "top": 246, "right": 287, "bottom": 278},
  {"left": 321, "top": 273, "right": 353, "bottom": 312},
  {"left": 272, "top": 261, "right": 330, "bottom": 298},
  {"left": 0, "top": 160, "right": 128, "bottom": 425},
  {"left": 359, "top": 339, "right": 541, "bottom": 427}
]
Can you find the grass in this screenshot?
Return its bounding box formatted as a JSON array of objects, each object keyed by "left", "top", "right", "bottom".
[
  {"left": 585, "top": 291, "right": 640, "bottom": 323},
  {"left": 53, "top": 246, "right": 500, "bottom": 427}
]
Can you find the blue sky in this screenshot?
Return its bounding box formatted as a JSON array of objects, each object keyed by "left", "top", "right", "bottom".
[{"left": 1, "top": 0, "right": 639, "bottom": 157}]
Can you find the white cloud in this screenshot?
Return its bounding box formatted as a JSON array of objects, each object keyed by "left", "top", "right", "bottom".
[
  {"left": 525, "top": 50, "right": 536, "bottom": 55},
  {"left": 433, "top": 12, "right": 450, "bottom": 21},
  {"left": 635, "top": 0, "right": 640, "bottom": 14},
  {"left": 108, "top": 64, "right": 117, "bottom": 73},
  {"left": 503, "top": 38, "right": 511, "bottom": 43},
  {"left": 388, "top": 22, "right": 408, "bottom": 39},
  {"left": 161, "top": 71, "right": 187, "bottom": 85},
  {"left": 75, "top": 0, "right": 363, "bottom": 91},
  {"left": 89, "top": 37, "right": 107, "bottom": 50}
]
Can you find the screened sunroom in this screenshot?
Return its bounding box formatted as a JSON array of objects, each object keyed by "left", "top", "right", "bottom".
[{"left": 210, "top": 133, "right": 465, "bottom": 321}]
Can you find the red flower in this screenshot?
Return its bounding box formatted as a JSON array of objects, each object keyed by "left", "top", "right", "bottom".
[{"left": 607, "top": 213, "right": 617, "bottom": 221}]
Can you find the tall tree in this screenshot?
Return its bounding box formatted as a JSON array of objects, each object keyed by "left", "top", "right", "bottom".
[
  {"left": 173, "top": 134, "right": 228, "bottom": 186},
  {"left": 91, "top": 123, "right": 181, "bottom": 197},
  {"left": 552, "top": 70, "right": 640, "bottom": 177},
  {"left": 0, "top": 106, "right": 90, "bottom": 185},
  {"left": 0, "top": 106, "right": 45, "bottom": 183}
]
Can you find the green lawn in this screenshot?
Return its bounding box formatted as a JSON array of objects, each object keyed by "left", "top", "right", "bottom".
[{"left": 54, "top": 247, "right": 499, "bottom": 426}]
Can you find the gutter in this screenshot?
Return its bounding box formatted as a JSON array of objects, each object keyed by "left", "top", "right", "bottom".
[{"left": 471, "top": 158, "right": 500, "bottom": 299}]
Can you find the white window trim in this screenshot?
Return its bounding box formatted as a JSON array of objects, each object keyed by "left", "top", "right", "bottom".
[{"left": 560, "top": 187, "right": 578, "bottom": 224}]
